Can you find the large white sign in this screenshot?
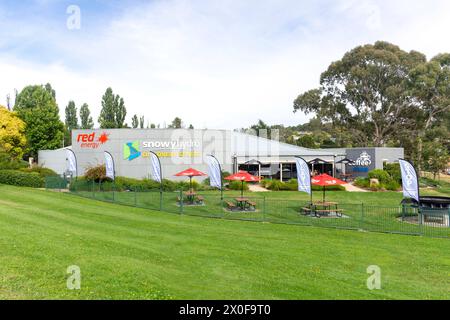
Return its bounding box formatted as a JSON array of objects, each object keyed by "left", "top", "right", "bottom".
[
  {"left": 295, "top": 157, "right": 311, "bottom": 195},
  {"left": 399, "top": 159, "right": 419, "bottom": 202}
]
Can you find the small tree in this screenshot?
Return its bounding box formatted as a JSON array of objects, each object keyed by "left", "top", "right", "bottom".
[
  {"left": 423, "top": 140, "right": 449, "bottom": 179},
  {"left": 0, "top": 106, "right": 27, "bottom": 159},
  {"left": 98, "top": 87, "right": 127, "bottom": 128},
  {"left": 79, "top": 103, "right": 94, "bottom": 129},
  {"left": 64, "top": 100, "right": 79, "bottom": 145},
  {"left": 14, "top": 84, "right": 64, "bottom": 159},
  {"left": 131, "top": 115, "right": 139, "bottom": 128},
  {"left": 169, "top": 117, "right": 182, "bottom": 128}
]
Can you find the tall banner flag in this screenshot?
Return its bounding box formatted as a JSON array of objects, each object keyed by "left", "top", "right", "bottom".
[
  {"left": 206, "top": 155, "right": 222, "bottom": 190},
  {"left": 399, "top": 159, "right": 420, "bottom": 203},
  {"left": 104, "top": 151, "right": 115, "bottom": 181},
  {"left": 149, "top": 151, "right": 162, "bottom": 184},
  {"left": 66, "top": 149, "right": 77, "bottom": 177},
  {"left": 295, "top": 157, "right": 311, "bottom": 195}
]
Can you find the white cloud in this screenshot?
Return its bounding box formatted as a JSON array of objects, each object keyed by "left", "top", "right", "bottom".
[{"left": 1, "top": 0, "right": 450, "bottom": 129}]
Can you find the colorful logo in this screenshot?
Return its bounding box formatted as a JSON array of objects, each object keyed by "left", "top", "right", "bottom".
[
  {"left": 77, "top": 132, "right": 109, "bottom": 149},
  {"left": 124, "top": 141, "right": 141, "bottom": 161}
]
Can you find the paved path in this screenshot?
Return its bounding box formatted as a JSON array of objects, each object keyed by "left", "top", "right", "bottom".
[
  {"left": 343, "top": 183, "right": 368, "bottom": 192},
  {"left": 249, "top": 184, "right": 270, "bottom": 192}
]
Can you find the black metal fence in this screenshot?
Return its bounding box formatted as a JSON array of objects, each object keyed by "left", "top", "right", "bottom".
[{"left": 47, "top": 178, "right": 450, "bottom": 239}]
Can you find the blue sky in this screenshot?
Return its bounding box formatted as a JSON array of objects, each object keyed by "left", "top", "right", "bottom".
[{"left": 1, "top": 0, "right": 450, "bottom": 129}]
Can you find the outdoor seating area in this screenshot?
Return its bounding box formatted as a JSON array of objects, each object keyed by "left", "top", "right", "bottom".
[
  {"left": 225, "top": 197, "right": 257, "bottom": 212},
  {"left": 178, "top": 191, "right": 205, "bottom": 206},
  {"left": 302, "top": 201, "right": 344, "bottom": 218}
]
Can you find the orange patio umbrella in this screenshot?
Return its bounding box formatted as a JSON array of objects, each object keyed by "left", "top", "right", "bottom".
[
  {"left": 174, "top": 168, "right": 207, "bottom": 192},
  {"left": 225, "top": 170, "right": 261, "bottom": 197},
  {"left": 311, "top": 173, "right": 347, "bottom": 202}
]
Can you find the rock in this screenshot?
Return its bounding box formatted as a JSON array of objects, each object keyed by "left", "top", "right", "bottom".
[{"left": 370, "top": 178, "right": 379, "bottom": 187}]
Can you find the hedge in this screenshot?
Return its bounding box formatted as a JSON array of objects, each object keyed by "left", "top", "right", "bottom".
[
  {"left": 69, "top": 176, "right": 212, "bottom": 192},
  {"left": 0, "top": 170, "right": 44, "bottom": 188},
  {"left": 263, "top": 179, "right": 346, "bottom": 191}
]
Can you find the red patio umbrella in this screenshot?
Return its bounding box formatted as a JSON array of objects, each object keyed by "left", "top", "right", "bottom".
[
  {"left": 225, "top": 170, "right": 261, "bottom": 197},
  {"left": 311, "top": 173, "right": 347, "bottom": 202},
  {"left": 174, "top": 168, "right": 207, "bottom": 192}
]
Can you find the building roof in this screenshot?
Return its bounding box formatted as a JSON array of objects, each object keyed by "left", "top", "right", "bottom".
[{"left": 231, "top": 131, "right": 336, "bottom": 157}]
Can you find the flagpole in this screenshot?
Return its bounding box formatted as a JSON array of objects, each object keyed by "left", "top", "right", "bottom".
[
  {"left": 295, "top": 156, "right": 313, "bottom": 205},
  {"left": 149, "top": 151, "right": 163, "bottom": 192},
  {"left": 400, "top": 158, "right": 421, "bottom": 207},
  {"left": 207, "top": 154, "right": 224, "bottom": 200},
  {"left": 66, "top": 148, "right": 78, "bottom": 181},
  {"left": 104, "top": 151, "right": 115, "bottom": 181}
]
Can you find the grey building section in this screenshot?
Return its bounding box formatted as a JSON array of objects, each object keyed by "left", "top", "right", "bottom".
[
  {"left": 331, "top": 147, "right": 404, "bottom": 178},
  {"left": 38, "top": 129, "right": 404, "bottom": 181},
  {"left": 38, "top": 147, "right": 72, "bottom": 175}
]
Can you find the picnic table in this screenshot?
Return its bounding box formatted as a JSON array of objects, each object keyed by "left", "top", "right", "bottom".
[
  {"left": 225, "top": 197, "right": 257, "bottom": 211},
  {"left": 179, "top": 191, "right": 204, "bottom": 205},
  {"left": 302, "top": 201, "right": 343, "bottom": 218}
]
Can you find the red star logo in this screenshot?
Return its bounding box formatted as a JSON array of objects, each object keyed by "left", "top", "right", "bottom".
[{"left": 98, "top": 132, "right": 109, "bottom": 144}]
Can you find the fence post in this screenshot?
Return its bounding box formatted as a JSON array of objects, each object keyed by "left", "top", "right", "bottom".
[
  {"left": 134, "top": 186, "right": 137, "bottom": 207},
  {"left": 448, "top": 207, "right": 450, "bottom": 229},
  {"left": 160, "top": 190, "right": 163, "bottom": 211},
  {"left": 418, "top": 207, "right": 424, "bottom": 236},
  {"left": 92, "top": 180, "right": 95, "bottom": 199},
  {"left": 112, "top": 181, "right": 115, "bottom": 202},
  {"left": 179, "top": 189, "right": 184, "bottom": 215},
  {"left": 360, "top": 202, "right": 365, "bottom": 230},
  {"left": 263, "top": 196, "right": 266, "bottom": 222}
]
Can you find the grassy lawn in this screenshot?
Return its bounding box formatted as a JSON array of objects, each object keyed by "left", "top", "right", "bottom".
[{"left": 0, "top": 184, "right": 449, "bottom": 300}]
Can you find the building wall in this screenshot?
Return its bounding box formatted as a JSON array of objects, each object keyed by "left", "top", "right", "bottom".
[
  {"left": 38, "top": 129, "right": 404, "bottom": 181},
  {"left": 71, "top": 129, "right": 234, "bottom": 181},
  {"left": 38, "top": 148, "right": 69, "bottom": 175}
]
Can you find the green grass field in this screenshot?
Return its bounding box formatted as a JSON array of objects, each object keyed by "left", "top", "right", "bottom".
[{"left": 0, "top": 184, "right": 449, "bottom": 299}]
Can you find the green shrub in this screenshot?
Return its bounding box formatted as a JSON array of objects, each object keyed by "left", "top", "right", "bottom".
[
  {"left": 368, "top": 169, "right": 391, "bottom": 184},
  {"left": 311, "top": 185, "right": 346, "bottom": 191},
  {"left": 0, "top": 151, "right": 28, "bottom": 170},
  {"left": 384, "top": 163, "right": 401, "bottom": 183},
  {"left": 20, "top": 166, "right": 58, "bottom": 178},
  {"left": 228, "top": 180, "right": 249, "bottom": 191},
  {"left": 265, "top": 179, "right": 345, "bottom": 191},
  {"left": 0, "top": 170, "right": 44, "bottom": 188},
  {"left": 383, "top": 181, "right": 401, "bottom": 191},
  {"left": 260, "top": 179, "right": 272, "bottom": 189},
  {"left": 354, "top": 177, "right": 370, "bottom": 188},
  {"left": 84, "top": 164, "right": 110, "bottom": 183},
  {"left": 268, "top": 180, "right": 284, "bottom": 191}
]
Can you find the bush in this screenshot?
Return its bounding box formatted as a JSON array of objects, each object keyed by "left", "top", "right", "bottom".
[
  {"left": 0, "top": 170, "right": 44, "bottom": 188},
  {"left": 384, "top": 180, "right": 401, "bottom": 191},
  {"left": 228, "top": 180, "right": 249, "bottom": 191},
  {"left": 311, "top": 185, "right": 346, "bottom": 191},
  {"left": 260, "top": 179, "right": 273, "bottom": 189},
  {"left": 265, "top": 178, "right": 345, "bottom": 191},
  {"left": 267, "top": 179, "right": 284, "bottom": 191},
  {"left": 354, "top": 177, "right": 370, "bottom": 188},
  {"left": 84, "top": 164, "right": 110, "bottom": 183},
  {"left": 0, "top": 151, "right": 28, "bottom": 170},
  {"left": 368, "top": 169, "right": 391, "bottom": 184},
  {"left": 384, "top": 163, "right": 401, "bottom": 183},
  {"left": 20, "top": 166, "right": 58, "bottom": 178}
]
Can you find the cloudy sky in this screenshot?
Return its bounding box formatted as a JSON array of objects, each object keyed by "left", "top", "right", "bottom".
[{"left": 1, "top": 0, "right": 449, "bottom": 129}]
